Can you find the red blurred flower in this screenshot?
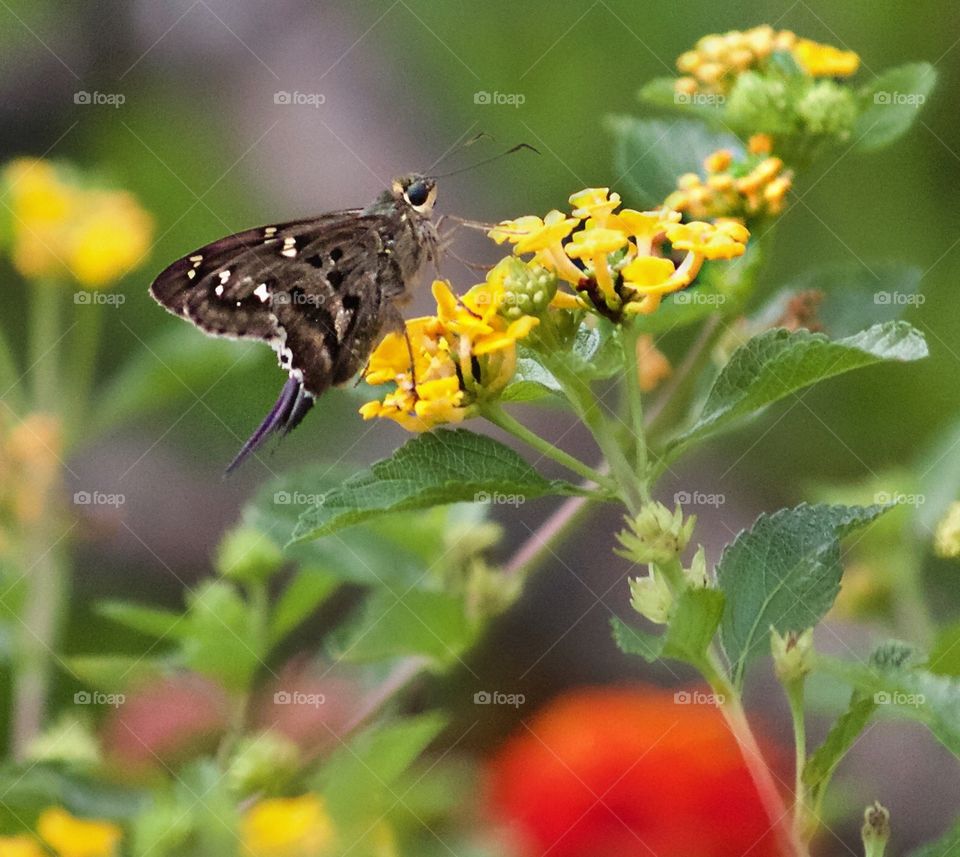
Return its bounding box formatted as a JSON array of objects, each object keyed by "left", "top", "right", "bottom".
[{"left": 486, "top": 685, "right": 783, "bottom": 857}]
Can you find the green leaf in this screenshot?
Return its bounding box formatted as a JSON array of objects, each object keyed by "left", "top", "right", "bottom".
[
  {"left": 717, "top": 503, "right": 889, "bottom": 686},
  {"left": 764, "top": 261, "right": 923, "bottom": 339},
  {"left": 65, "top": 655, "right": 166, "bottom": 691},
  {"left": 917, "top": 418, "right": 960, "bottom": 535},
  {"left": 502, "top": 349, "right": 564, "bottom": 403},
  {"left": 909, "top": 816, "right": 960, "bottom": 857},
  {"left": 269, "top": 567, "right": 339, "bottom": 647},
  {"left": 929, "top": 622, "right": 960, "bottom": 678},
  {"left": 802, "top": 693, "right": 876, "bottom": 798},
  {"left": 606, "top": 115, "right": 740, "bottom": 207},
  {"left": 319, "top": 714, "right": 446, "bottom": 828},
  {"left": 330, "top": 589, "right": 476, "bottom": 667},
  {"left": 293, "top": 429, "right": 580, "bottom": 542},
  {"left": 854, "top": 63, "right": 936, "bottom": 152},
  {"left": 672, "top": 321, "right": 927, "bottom": 453},
  {"left": 98, "top": 601, "right": 183, "bottom": 641},
  {"left": 611, "top": 588, "right": 725, "bottom": 667},
  {"left": 91, "top": 326, "right": 263, "bottom": 433}
]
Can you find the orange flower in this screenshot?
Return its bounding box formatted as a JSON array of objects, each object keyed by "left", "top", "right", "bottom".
[{"left": 486, "top": 686, "right": 782, "bottom": 857}]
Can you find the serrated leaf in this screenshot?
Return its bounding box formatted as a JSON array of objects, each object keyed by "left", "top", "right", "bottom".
[
  {"left": 672, "top": 321, "right": 927, "bottom": 453},
  {"left": 330, "top": 589, "right": 476, "bottom": 667},
  {"left": 502, "top": 350, "right": 564, "bottom": 403},
  {"left": 717, "top": 503, "right": 889, "bottom": 686},
  {"left": 802, "top": 693, "right": 875, "bottom": 797},
  {"left": 319, "top": 714, "right": 446, "bottom": 828},
  {"left": 607, "top": 115, "right": 740, "bottom": 207},
  {"left": 269, "top": 567, "right": 339, "bottom": 647},
  {"left": 293, "top": 429, "right": 580, "bottom": 542},
  {"left": 854, "top": 62, "right": 936, "bottom": 152},
  {"left": 611, "top": 588, "right": 725, "bottom": 667}
]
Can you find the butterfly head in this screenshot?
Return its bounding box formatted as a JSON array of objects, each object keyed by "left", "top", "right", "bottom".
[{"left": 392, "top": 174, "right": 437, "bottom": 216}]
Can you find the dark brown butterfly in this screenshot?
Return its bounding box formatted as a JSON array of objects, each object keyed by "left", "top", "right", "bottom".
[{"left": 150, "top": 175, "right": 439, "bottom": 472}]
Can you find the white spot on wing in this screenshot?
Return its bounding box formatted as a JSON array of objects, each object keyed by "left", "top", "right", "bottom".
[
  {"left": 253, "top": 283, "right": 271, "bottom": 302},
  {"left": 218, "top": 270, "right": 231, "bottom": 284},
  {"left": 215, "top": 284, "right": 224, "bottom": 297}
]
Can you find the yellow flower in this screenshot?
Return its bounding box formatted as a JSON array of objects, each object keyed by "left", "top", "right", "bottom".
[
  {"left": 0, "top": 835, "right": 46, "bottom": 857},
  {"left": 636, "top": 334, "right": 672, "bottom": 392},
  {"left": 564, "top": 227, "right": 629, "bottom": 309},
  {"left": 569, "top": 187, "right": 621, "bottom": 225},
  {"left": 361, "top": 278, "right": 538, "bottom": 432},
  {"left": 935, "top": 501, "right": 960, "bottom": 559},
  {"left": 793, "top": 38, "right": 860, "bottom": 77},
  {"left": 0, "top": 412, "right": 63, "bottom": 529},
  {"left": 667, "top": 219, "right": 749, "bottom": 260},
  {"left": 37, "top": 807, "right": 122, "bottom": 857},
  {"left": 2, "top": 158, "right": 153, "bottom": 287},
  {"left": 489, "top": 210, "right": 583, "bottom": 285},
  {"left": 242, "top": 794, "right": 335, "bottom": 857}
]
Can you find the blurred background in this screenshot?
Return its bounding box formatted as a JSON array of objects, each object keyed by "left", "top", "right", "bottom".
[{"left": 2, "top": 0, "right": 959, "bottom": 853}]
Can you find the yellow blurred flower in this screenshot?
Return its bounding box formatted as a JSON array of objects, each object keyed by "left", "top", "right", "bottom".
[
  {"left": 490, "top": 188, "right": 748, "bottom": 319},
  {"left": 241, "top": 794, "right": 335, "bottom": 857},
  {"left": 0, "top": 411, "right": 63, "bottom": 529},
  {"left": 672, "top": 25, "right": 859, "bottom": 96},
  {"left": 37, "top": 807, "right": 122, "bottom": 857},
  {"left": 665, "top": 143, "right": 793, "bottom": 222},
  {"left": 935, "top": 501, "right": 960, "bottom": 559},
  {"left": 361, "top": 276, "right": 538, "bottom": 432},
  {"left": 0, "top": 835, "right": 46, "bottom": 857},
  {"left": 2, "top": 158, "right": 153, "bottom": 287},
  {"left": 636, "top": 334, "right": 672, "bottom": 393}
]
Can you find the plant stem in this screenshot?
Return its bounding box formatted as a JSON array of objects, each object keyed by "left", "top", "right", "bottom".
[
  {"left": 702, "top": 649, "right": 806, "bottom": 857},
  {"left": 620, "top": 324, "right": 649, "bottom": 499},
  {"left": 484, "top": 404, "right": 616, "bottom": 492},
  {"left": 66, "top": 302, "right": 104, "bottom": 443},
  {"left": 786, "top": 679, "right": 810, "bottom": 844},
  {"left": 29, "top": 282, "right": 62, "bottom": 413}
]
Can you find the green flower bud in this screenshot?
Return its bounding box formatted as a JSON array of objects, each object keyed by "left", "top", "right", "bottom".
[
  {"left": 629, "top": 570, "right": 673, "bottom": 624},
  {"left": 227, "top": 731, "right": 301, "bottom": 797},
  {"left": 725, "top": 71, "right": 793, "bottom": 134},
  {"left": 796, "top": 80, "right": 857, "bottom": 139},
  {"left": 497, "top": 257, "right": 558, "bottom": 320},
  {"left": 615, "top": 503, "right": 696, "bottom": 567},
  {"left": 861, "top": 801, "right": 890, "bottom": 857},
  {"left": 25, "top": 714, "right": 100, "bottom": 768},
  {"left": 215, "top": 526, "right": 283, "bottom": 584},
  {"left": 770, "top": 627, "right": 814, "bottom": 683},
  {"left": 684, "top": 545, "right": 709, "bottom": 589}
]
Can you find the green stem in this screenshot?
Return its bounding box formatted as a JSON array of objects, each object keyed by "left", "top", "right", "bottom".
[
  {"left": 29, "top": 282, "right": 62, "bottom": 413},
  {"left": 620, "top": 324, "right": 649, "bottom": 500},
  {"left": 786, "top": 679, "right": 810, "bottom": 843},
  {"left": 66, "top": 301, "right": 105, "bottom": 444},
  {"left": 484, "top": 404, "right": 617, "bottom": 492}
]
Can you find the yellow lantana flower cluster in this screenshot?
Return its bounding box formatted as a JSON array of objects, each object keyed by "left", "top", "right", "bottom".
[
  {"left": 675, "top": 25, "right": 860, "bottom": 96},
  {"left": 665, "top": 135, "right": 793, "bottom": 221},
  {"left": 360, "top": 276, "right": 539, "bottom": 431},
  {"left": 0, "top": 807, "right": 123, "bottom": 857},
  {"left": 242, "top": 794, "right": 336, "bottom": 857},
  {"left": 490, "top": 188, "right": 749, "bottom": 318},
  {"left": 1, "top": 158, "right": 153, "bottom": 287}
]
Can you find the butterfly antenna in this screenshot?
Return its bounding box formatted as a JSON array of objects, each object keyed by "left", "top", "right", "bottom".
[
  {"left": 426, "top": 130, "right": 496, "bottom": 173},
  {"left": 430, "top": 143, "right": 539, "bottom": 180}
]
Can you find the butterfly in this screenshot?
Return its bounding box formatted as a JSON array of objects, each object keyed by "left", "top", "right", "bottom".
[{"left": 150, "top": 174, "right": 440, "bottom": 473}]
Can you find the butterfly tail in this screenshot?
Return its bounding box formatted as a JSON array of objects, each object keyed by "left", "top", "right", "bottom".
[{"left": 225, "top": 377, "right": 311, "bottom": 475}]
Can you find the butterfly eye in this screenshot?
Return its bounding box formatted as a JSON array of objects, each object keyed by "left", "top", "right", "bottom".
[{"left": 405, "top": 180, "right": 430, "bottom": 208}]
